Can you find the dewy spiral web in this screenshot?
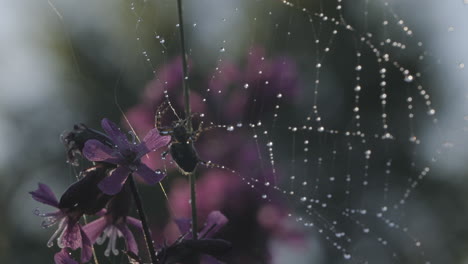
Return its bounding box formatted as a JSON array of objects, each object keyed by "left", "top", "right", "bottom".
[{"left": 110, "top": 0, "right": 463, "bottom": 263}]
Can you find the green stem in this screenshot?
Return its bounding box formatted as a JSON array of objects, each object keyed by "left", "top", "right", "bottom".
[
  {"left": 176, "top": 0, "right": 191, "bottom": 129},
  {"left": 190, "top": 173, "right": 198, "bottom": 240},
  {"left": 128, "top": 175, "right": 159, "bottom": 264},
  {"left": 176, "top": 0, "right": 198, "bottom": 240}
]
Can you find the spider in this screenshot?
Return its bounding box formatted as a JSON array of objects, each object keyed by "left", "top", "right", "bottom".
[{"left": 155, "top": 101, "right": 219, "bottom": 175}]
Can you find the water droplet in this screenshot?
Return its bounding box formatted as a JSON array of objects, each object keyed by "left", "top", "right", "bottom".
[
  {"left": 236, "top": 122, "right": 243, "bottom": 127},
  {"left": 262, "top": 194, "right": 268, "bottom": 199},
  {"left": 220, "top": 47, "right": 226, "bottom": 52},
  {"left": 300, "top": 197, "right": 307, "bottom": 202},
  {"left": 354, "top": 85, "right": 361, "bottom": 92},
  {"left": 227, "top": 126, "right": 234, "bottom": 131},
  {"left": 404, "top": 75, "right": 414, "bottom": 82},
  {"left": 264, "top": 182, "right": 270, "bottom": 186},
  {"left": 47, "top": 241, "right": 54, "bottom": 248},
  {"left": 243, "top": 83, "right": 249, "bottom": 89},
  {"left": 355, "top": 65, "right": 362, "bottom": 71},
  {"left": 277, "top": 93, "right": 283, "bottom": 98},
  {"left": 343, "top": 253, "right": 351, "bottom": 260},
  {"left": 266, "top": 141, "right": 273, "bottom": 147},
  {"left": 160, "top": 39, "right": 165, "bottom": 44},
  {"left": 155, "top": 169, "right": 163, "bottom": 175}
]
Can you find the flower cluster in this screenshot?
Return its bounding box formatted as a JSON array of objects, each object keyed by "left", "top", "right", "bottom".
[{"left": 31, "top": 118, "right": 202, "bottom": 263}]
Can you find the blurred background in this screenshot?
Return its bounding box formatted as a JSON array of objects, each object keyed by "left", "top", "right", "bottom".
[{"left": 2, "top": 0, "right": 468, "bottom": 263}]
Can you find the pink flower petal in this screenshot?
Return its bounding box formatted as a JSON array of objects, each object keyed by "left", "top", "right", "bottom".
[
  {"left": 98, "top": 166, "right": 131, "bottom": 195},
  {"left": 80, "top": 227, "right": 93, "bottom": 263},
  {"left": 126, "top": 216, "right": 142, "bottom": 230},
  {"left": 117, "top": 224, "right": 139, "bottom": 254},
  {"left": 199, "top": 211, "right": 228, "bottom": 238},
  {"left": 54, "top": 249, "right": 78, "bottom": 264},
  {"left": 83, "top": 216, "right": 109, "bottom": 243},
  {"left": 174, "top": 218, "right": 192, "bottom": 238},
  {"left": 59, "top": 221, "right": 82, "bottom": 250}
]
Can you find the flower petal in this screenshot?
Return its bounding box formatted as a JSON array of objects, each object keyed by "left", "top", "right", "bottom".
[
  {"left": 54, "top": 249, "right": 78, "bottom": 264},
  {"left": 174, "top": 218, "right": 192, "bottom": 237},
  {"left": 133, "top": 164, "right": 165, "bottom": 185},
  {"left": 101, "top": 118, "right": 130, "bottom": 152},
  {"left": 30, "top": 183, "right": 59, "bottom": 208},
  {"left": 83, "top": 216, "right": 109, "bottom": 244},
  {"left": 199, "top": 211, "right": 228, "bottom": 238},
  {"left": 83, "top": 139, "right": 121, "bottom": 164},
  {"left": 126, "top": 216, "right": 142, "bottom": 230},
  {"left": 117, "top": 224, "right": 139, "bottom": 254},
  {"left": 59, "top": 221, "right": 82, "bottom": 250},
  {"left": 80, "top": 227, "right": 93, "bottom": 263},
  {"left": 98, "top": 166, "right": 131, "bottom": 195},
  {"left": 135, "top": 128, "right": 171, "bottom": 158}
]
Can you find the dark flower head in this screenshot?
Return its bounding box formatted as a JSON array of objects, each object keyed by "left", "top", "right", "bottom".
[
  {"left": 61, "top": 123, "right": 113, "bottom": 166},
  {"left": 83, "top": 185, "right": 143, "bottom": 257},
  {"left": 59, "top": 165, "right": 113, "bottom": 215},
  {"left": 157, "top": 211, "right": 231, "bottom": 264},
  {"left": 83, "top": 118, "right": 171, "bottom": 195}
]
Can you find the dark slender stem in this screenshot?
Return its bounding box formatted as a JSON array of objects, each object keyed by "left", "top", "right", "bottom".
[
  {"left": 176, "top": 0, "right": 191, "bottom": 130},
  {"left": 189, "top": 173, "right": 198, "bottom": 240},
  {"left": 176, "top": 0, "right": 198, "bottom": 240},
  {"left": 128, "top": 175, "right": 158, "bottom": 264}
]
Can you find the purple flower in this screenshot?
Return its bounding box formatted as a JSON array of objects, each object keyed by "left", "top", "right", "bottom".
[
  {"left": 83, "top": 185, "right": 143, "bottom": 257},
  {"left": 177, "top": 211, "right": 228, "bottom": 239},
  {"left": 83, "top": 210, "right": 142, "bottom": 257},
  {"left": 54, "top": 249, "right": 78, "bottom": 264},
  {"left": 83, "top": 118, "right": 171, "bottom": 195},
  {"left": 158, "top": 211, "right": 231, "bottom": 264},
  {"left": 30, "top": 183, "right": 92, "bottom": 263}
]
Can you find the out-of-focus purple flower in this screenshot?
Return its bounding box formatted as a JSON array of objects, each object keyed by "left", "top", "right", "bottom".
[
  {"left": 30, "top": 182, "right": 94, "bottom": 263},
  {"left": 157, "top": 211, "right": 231, "bottom": 264},
  {"left": 83, "top": 185, "right": 142, "bottom": 257},
  {"left": 82, "top": 118, "right": 170, "bottom": 195},
  {"left": 54, "top": 249, "right": 78, "bottom": 264}
]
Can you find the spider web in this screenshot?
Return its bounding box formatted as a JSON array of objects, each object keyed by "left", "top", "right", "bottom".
[{"left": 114, "top": 0, "right": 464, "bottom": 263}]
